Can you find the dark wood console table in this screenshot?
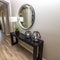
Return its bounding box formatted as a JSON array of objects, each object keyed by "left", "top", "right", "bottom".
[{"left": 10, "top": 32, "right": 44, "bottom": 60}]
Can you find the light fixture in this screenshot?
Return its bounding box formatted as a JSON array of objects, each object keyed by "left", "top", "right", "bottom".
[
  {"left": 9, "top": 17, "right": 17, "bottom": 22},
  {"left": 9, "top": 17, "right": 17, "bottom": 32}
]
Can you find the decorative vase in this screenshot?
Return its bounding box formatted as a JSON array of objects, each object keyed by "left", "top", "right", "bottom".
[
  {"left": 15, "top": 31, "right": 20, "bottom": 36},
  {"left": 25, "top": 31, "right": 32, "bottom": 39},
  {"left": 32, "top": 31, "right": 41, "bottom": 42}
]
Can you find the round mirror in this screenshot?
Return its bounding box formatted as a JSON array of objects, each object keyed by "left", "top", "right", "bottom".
[{"left": 18, "top": 4, "right": 35, "bottom": 29}]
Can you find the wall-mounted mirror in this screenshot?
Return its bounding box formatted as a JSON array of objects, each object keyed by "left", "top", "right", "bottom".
[{"left": 18, "top": 4, "right": 35, "bottom": 29}]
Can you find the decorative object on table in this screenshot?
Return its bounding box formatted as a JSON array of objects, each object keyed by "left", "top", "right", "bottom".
[
  {"left": 15, "top": 27, "right": 20, "bottom": 36},
  {"left": 25, "top": 31, "right": 32, "bottom": 39},
  {"left": 32, "top": 31, "right": 41, "bottom": 42}
]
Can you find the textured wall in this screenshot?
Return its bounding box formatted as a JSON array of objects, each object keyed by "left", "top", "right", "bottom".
[{"left": 10, "top": 0, "right": 60, "bottom": 60}]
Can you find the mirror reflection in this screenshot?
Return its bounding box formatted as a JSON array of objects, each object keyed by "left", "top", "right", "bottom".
[{"left": 19, "top": 4, "right": 35, "bottom": 29}]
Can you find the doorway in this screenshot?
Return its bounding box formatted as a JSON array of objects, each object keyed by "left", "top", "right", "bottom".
[{"left": 0, "top": 1, "right": 10, "bottom": 35}]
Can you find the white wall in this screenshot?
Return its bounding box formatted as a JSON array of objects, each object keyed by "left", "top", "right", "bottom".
[{"left": 10, "top": 0, "right": 60, "bottom": 60}]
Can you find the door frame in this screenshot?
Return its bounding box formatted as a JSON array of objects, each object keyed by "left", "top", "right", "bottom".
[{"left": 0, "top": 0, "right": 10, "bottom": 35}]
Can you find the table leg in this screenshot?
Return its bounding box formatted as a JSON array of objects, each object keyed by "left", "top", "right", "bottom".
[
  {"left": 37, "top": 42, "right": 44, "bottom": 60},
  {"left": 10, "top": 33, "right": 18, "bottom": 45},
  {"left": 15, "top": 37, "right": 18, "bottom": 44},
  {"left": 33, "top": 46, "right": 37, "bottom": 60},
  {"left": 10, "top": 34, "right": 14, "bottom": 45}
]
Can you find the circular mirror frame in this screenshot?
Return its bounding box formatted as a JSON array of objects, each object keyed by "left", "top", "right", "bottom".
[{"left": 18, "top": 4, "right": 35, "bottom": 29}]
